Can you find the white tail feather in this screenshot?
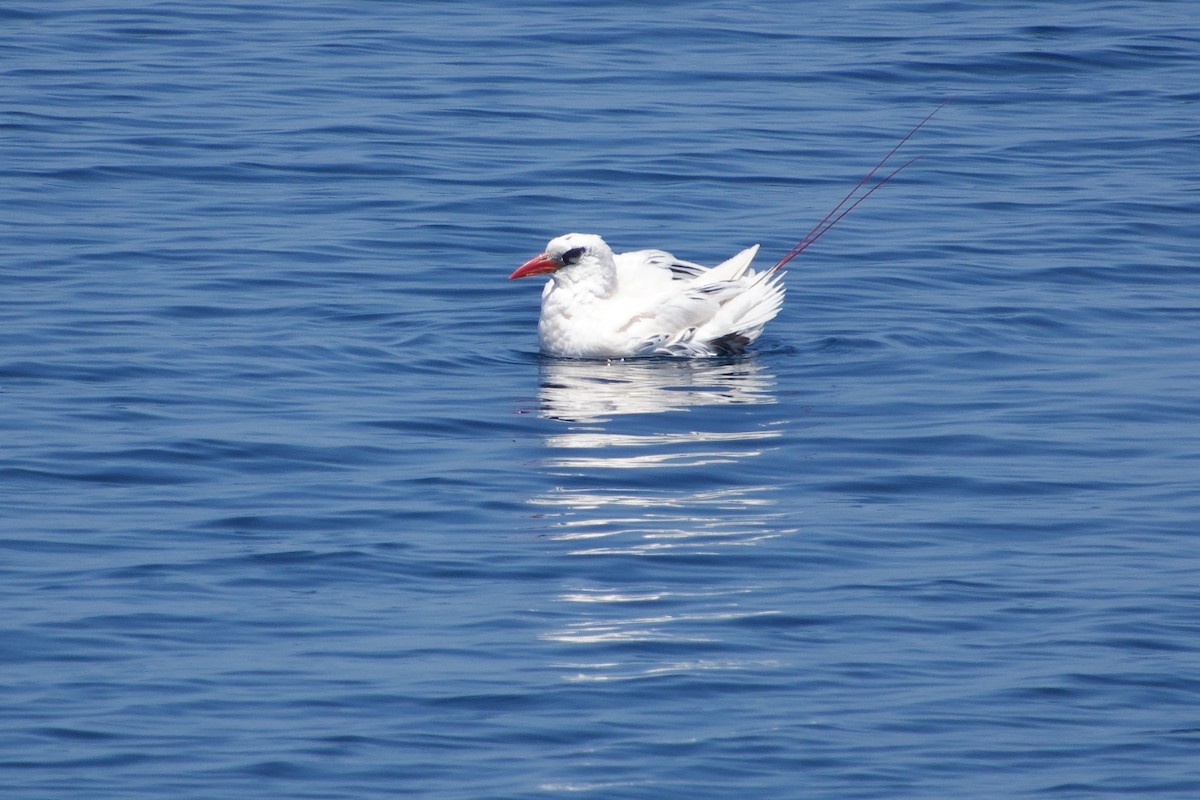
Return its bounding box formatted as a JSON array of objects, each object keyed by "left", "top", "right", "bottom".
[
  {"left": 695, "top": 267, "right": 786, "bottom": 345},
  {"left": 694, "top": 244, "right": 760, "bottom": 286}
]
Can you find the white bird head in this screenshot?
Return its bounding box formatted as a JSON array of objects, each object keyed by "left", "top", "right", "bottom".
[{"left": 509, "top": 233, "right": 612, "bottom": 280}]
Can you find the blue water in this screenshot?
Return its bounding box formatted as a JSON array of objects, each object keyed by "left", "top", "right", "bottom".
[{"left": 3, "top": 1, "right": 1199, "bottom": 797}]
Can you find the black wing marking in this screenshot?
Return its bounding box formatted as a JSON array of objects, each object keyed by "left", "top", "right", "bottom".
[
  {"left": 667, "top": 261, "right": 705, "bottom": 279},
  {"left": 638, "top": 250, "right": 707, "bottom": 281}
]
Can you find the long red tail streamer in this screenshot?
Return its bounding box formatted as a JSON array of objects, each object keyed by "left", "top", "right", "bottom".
[{"left": 771, "top": 101, "right": 947, "bottom": 272}]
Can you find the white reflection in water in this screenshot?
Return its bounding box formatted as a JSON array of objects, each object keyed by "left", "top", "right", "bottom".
[
  {"left": 537, "top": 356, "right": 776, "bottom": 424},
  {"left": 528, "top": 357, "right": 796, "bottom": 683},
  {"left": 531, "top": 485, "right": 786, "bottom": 555}
]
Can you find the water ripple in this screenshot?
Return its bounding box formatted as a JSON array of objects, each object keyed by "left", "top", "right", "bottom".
[{"left": 5, "top": 2, "right": 1200, "bottom": 798}]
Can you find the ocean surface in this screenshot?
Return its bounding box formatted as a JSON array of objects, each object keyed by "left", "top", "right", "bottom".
[{"left": 3, "top": 2, "right": 1199, "bottom": 798}]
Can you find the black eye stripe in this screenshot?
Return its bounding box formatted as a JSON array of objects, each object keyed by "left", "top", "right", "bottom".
[{"left": 560, "top": 246, "right": 585, "bottom": 265}]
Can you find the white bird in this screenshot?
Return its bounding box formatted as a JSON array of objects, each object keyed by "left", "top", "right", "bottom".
[
  {"left": 508, "top": 233, "right": 786, "bottom": 359},
  {"left": 508, "top": 105, "right": 945, "bottom": 359}
]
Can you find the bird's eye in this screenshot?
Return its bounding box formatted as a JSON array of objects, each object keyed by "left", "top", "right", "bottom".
[{"left": 559, "top": 246, "right": 585, "bottom": 265}]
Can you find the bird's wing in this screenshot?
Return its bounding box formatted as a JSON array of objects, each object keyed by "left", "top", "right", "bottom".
[
  {"left": 613, "top": 249, "right": 706, "bottom": 293},
  {"left": 604, "top": 244, "right": 777, "bottom": 356},
  {"left": 690, "top": 245, "right": 760, "bottom": 285}
]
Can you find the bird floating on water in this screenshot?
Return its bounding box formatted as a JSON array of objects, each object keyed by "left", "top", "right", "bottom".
[{"left": 509, "top": 105, "right": 944, "bottom": 359}]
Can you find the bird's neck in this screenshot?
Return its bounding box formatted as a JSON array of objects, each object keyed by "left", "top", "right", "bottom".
[{"left": 551, "top": 252, "right": 617, "bottom": 300}]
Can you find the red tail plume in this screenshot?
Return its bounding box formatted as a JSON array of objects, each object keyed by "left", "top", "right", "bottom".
[{"left": 771, "top": 101, "right": 947, "bottom": 272}]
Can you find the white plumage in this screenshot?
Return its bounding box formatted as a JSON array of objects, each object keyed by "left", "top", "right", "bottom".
[{"left": 509, "top": 233, "right": 786, "bottom": 359}]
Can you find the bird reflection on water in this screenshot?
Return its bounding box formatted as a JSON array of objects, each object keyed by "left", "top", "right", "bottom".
[
  {"left": 528, "top": 356, "right": 795, "bottom": 683},
  {"left": 532, "top": 355, "right": 787, "bottom": 553},
  {"left": 536, "top": 355, "right": 777, "bottom": 424}
]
